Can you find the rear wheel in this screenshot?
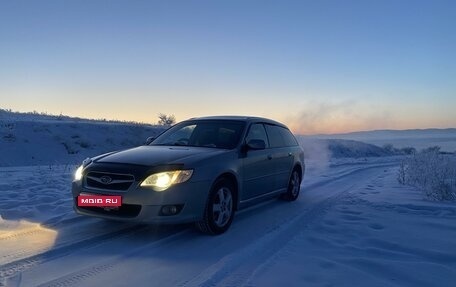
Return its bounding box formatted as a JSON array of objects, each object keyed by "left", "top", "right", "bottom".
[
  {"left": 196, "top": 178, "right": 235, "bottom": 235},
  {"left": 281, "top": 169, "right": 301, "bottom": 201}
]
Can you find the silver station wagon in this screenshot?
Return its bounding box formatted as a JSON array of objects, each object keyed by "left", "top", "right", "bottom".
[{"left": 72, "top": 116, "right": 305, "bottom": 234}]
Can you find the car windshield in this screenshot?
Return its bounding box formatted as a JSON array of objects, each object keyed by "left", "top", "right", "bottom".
[{"left": 151, "top": 120, "right": 246, "bottom": 149}]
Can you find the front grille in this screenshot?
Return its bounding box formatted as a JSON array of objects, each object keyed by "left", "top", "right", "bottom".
[{"left": 85, "top": 171, "right": 135, "bottom": 191}]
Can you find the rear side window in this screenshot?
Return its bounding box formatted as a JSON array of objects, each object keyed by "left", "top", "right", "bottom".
[
  {"left": 265, "top": 125, "right": 285, "bottom": 148},
  {"left": 265, "top": 125, "right": 298, "bottom": 148},
  {"left": 279, "top": 127, "right": 298, "bottom": 146}
]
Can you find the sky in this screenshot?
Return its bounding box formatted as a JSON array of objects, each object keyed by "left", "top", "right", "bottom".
[{"left": 1, "top": 0, "right": 455, "bottom": 134}]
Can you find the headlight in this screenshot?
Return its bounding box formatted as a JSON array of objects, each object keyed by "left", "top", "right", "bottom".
[
  {"left": 74, "top": 165, "right": 83, "bottom": 181},
  {"left": 140, "top": 170, "right": 193, "bottom": 191},
  {"left": 74, "top": 158, "right": 92, "bottom": 181}
]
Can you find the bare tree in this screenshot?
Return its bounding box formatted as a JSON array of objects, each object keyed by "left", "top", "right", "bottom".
[{"left": 157, "top": 113, "right": 176, "bottom": 126}]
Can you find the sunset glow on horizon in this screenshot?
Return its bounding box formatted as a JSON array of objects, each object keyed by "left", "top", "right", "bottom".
[{"left": 1, "top": 1, "right": 455, "bottom": 135}]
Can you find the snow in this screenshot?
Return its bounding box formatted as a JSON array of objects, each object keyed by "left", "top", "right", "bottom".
[
  {"left": 248, "top": 168, "right": 456, "bottom": 287},
  {"left": 1, "top": 114, "right": 455, "bottom": 286},
  {"left": 306, "top": 128, "right": 456, "bottom": 152},
  {"left": 0, "top": 116, "right": 164, "bottom": 166},
  {"left": 1, "top": 157, "right": 455, "bottom": 287},
  {"left": 298, "top": 137, "right": 395, "bottom": 159}
]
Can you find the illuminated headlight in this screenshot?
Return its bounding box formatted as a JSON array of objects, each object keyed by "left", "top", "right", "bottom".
[
  {"left": 74, "top": 165, "right": 83, "bottom": 181},
  {"left": 74, "top": 158, "right": 92, "bottom": 181},
  {"left": 140, "top": 170, "right": 193, "bottom": 191}
]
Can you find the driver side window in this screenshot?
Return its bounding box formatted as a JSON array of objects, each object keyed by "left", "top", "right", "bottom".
[
  {"left": 245, "top": 123, "right": 269, "bottom": 148},
  {"left": 164, "top": 125, "right": 196, "bottom": 145}
]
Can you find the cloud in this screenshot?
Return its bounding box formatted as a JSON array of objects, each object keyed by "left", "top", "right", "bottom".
[{"left": 286, "top": 99, "right": 395, "bottom": 134}]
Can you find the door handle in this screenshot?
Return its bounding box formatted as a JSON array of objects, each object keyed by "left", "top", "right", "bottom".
[{"left": 267, "top": 154, "right": 273, "bottom": 160}]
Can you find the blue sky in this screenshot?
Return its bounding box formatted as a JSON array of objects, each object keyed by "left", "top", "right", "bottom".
[{"left": 1, "top": 0, "right": 455, "bottom": 133}]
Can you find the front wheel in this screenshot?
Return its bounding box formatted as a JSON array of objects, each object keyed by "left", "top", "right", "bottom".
[
  {"left": 281, "top": 169, "right": 301, "bottom": 201},
  {"left": 196, "top": 178, "right": 235, "bottom": 235}
]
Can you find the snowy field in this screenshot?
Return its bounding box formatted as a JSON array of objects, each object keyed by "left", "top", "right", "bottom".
[
  {"left": 1, "top": 112, "right": 455, "bottom": 286},
  {"left": 1, "top": 156, "right": 456, "bottom": 287},
  {"left": 308, "top": 129, "right": 456, "bottom": 153}
]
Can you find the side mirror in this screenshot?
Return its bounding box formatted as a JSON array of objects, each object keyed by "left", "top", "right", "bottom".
[
  {"left": 145, "top": 137, "right": 156, "bottom": 145},
  {"left": 246, "top": 139, "right": 266, "bottom": 150}
]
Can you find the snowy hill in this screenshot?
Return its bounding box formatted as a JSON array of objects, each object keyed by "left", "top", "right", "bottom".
[
  {"left": 2, "top": 110, "right": 451, "bottom": 167},
  {"left": 1, "top": 115, "right": 394, "bottom": 167},
  {"left": 307, "top": 128, "right": 456, "bottom": 152},
  {"left": 0, "top": 108, "right": 148, "bottom": 125},
  {"left": 298, "top": 138, "right": 393, "bottom": 159},
  {"left": 0, "top": 111, "right": 165, "bottom": 166}
]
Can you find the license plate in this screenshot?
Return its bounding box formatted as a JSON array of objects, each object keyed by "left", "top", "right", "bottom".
[{"left": 77, "top": 195, "right": 122, "bottom": 207}]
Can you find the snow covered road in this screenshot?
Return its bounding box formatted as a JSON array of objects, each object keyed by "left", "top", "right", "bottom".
[{"left": 1, "top": 158, "right": 455, "bottom": 287}]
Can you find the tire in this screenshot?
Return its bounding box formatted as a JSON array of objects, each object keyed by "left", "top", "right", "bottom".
[
  {"left": 196, "top": 178, "right": 235, "bottom": 235},
  {"left": 281, "top": 169, "right": 301, "bottom": 201}
]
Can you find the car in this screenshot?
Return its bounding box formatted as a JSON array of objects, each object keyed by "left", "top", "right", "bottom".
[{"left": 72, "top": 116, "right": 305, "bottom": 234}]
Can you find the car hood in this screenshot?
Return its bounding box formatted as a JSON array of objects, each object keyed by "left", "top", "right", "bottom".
[{"left": 95, "top": 145, "right": 227, "bottom": 166}]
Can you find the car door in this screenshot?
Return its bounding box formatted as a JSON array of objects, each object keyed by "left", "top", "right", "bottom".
[
  {"left": 241, "top": 123, "right": 275, "bottom": 201},
  {"left": 264, "top": 124, "right": 295, "bottom": 192}
]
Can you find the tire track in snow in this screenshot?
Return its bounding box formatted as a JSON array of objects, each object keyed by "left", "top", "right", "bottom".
[
  {"left": 0, "top": 214, "right": 89, "bottom": 242},
  {"left": 303, "top": 162, "right": 397, "bottom": 191},
  {"left": 181, "top": 190, "right": 350, "bottom": 287},
  {"left": 33, "top": 229, "right": 190, "bottom": 287},
  {"left": 0, "top": 214, "right": 137, "bottom": 267},
  {"left": 41, "top": 213, "right": 92, "bottom": 229},
  {"left": 181, "top": 164, "right": 394, "bottom": 287},
  {"left": 0, "top": 215, "right": 94, "bottom": 267},
  {"left": 0, "top": 223, "right": 148, "bottom": 281},
  {"left": 0, "top": 227, "right": 45, "bottom": 242}
]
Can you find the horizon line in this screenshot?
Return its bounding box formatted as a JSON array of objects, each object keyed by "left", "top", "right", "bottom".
[{"left": 1, "top": 107, "right": 455, "bottom": 136}]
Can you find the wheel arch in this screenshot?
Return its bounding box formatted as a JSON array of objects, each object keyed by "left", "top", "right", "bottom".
[{"left": 213, "top": 172, "right": 240, "bottom": 210}]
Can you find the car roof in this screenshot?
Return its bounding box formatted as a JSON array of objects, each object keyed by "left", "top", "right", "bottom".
[{"left": 186, "top": 115, "right": 287, "bottom": 128}]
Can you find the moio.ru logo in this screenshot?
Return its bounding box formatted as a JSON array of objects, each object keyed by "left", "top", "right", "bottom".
[{"left": 78, "top": 195, "right": 122, "bottom": 207}]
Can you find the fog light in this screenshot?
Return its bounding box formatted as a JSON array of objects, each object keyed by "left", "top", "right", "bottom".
[{"left": 160, "top": 205, "right": 182, "bottom": 216}]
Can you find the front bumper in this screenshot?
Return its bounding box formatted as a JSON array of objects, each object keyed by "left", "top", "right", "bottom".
[{"left": 72, "top": 179, "right": 211, "bottom": 224}]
